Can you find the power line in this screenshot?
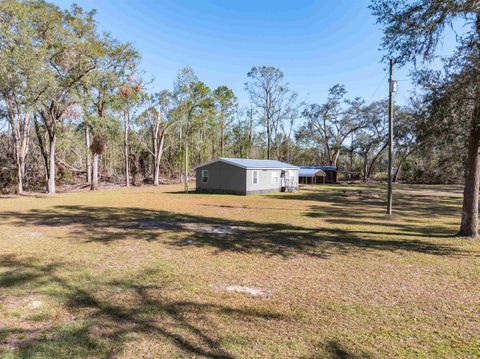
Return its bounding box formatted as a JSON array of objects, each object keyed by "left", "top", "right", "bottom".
[
  {"left": 368, "top": 71, "right": 389, "bottom": 103},
  {"left": 387, "top": 59, "right": 394, "bottom": 215}
]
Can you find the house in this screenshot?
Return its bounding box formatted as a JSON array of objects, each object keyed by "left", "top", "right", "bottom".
[
  {"left": 300, "top": 165, "right": 337, "bottom": 184},
  {"left": 195, "top": 158, "right": 299, "bottom": 195},
  {"left": 299, "top": 168, "right": 326, "bottom": 184}
]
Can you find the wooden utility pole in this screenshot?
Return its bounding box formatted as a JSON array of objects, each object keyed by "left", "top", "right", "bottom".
[{"left": 387, "top": 59, "right": 395, "bottom": 215}]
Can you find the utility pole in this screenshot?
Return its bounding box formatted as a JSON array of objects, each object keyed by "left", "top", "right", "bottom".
[
  {"left": 350, "top": 132, "right": 354, "bottom": 180},
  {"left": 387, "top": 59, "right": 395, "bottom": 215}
]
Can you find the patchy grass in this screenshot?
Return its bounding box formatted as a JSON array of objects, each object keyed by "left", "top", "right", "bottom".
[{"left": 0, "top": 183, "right": 479, "bottom": 358}]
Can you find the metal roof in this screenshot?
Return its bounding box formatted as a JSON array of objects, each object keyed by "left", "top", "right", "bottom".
[
  {"left": 299, "top": 168, "right": 326, "bottom": 177},
  {"left": 300, "top": 165, "right": 337, "bottom": 172},
  {"left": 195, "top": 158, "right": 299, "bottom": 170}
]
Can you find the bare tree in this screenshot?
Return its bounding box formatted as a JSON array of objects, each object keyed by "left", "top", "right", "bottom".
[
  {"left": 134, "top": 91, "right": 178, "bottom": 185},
  {"left": 245, "top": 66, "right": 297, "bottom": 160},
  {"left": 117, "top": 79, "right": 143, "bottom": 187},
  {"left": 173, "top": 68, "right": 212, "bottom": 192},
  {"left": 303, "top": 84, "right": 366, "bottom": 167},
  {"left": 213, "top": 86, "right": 237, "bottom": 157}
]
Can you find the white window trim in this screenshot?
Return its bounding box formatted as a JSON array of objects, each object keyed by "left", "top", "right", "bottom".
[
  {"left": 252, "top": 170, "right": 259, "bottom": 185},
  {"left": 272, "top": 171, "right": 279, "bottom": 184},
  {"left": 201, "top": 170, "right": 208, "bottom": 183}
]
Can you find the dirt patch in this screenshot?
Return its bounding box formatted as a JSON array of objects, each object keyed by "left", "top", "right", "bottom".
[
  {"left": 214, "top": 284, "right": 270, "bottom": 297},
  {"left": 138, "top": 220, "right": 241, "bottom": 235},
  {"left": 28, "top": 300, "right": 43, "bottom": 309},
  {"left": 184, "top": 223, "right": 241, "bottom": 234}
]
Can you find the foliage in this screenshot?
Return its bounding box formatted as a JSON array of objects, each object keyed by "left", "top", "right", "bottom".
[
  {"left": 0, "top": 0, "right": 474, "bottom": 194},
  {"left": 301, "top": 84, "right": 366, "bottom": 166}
]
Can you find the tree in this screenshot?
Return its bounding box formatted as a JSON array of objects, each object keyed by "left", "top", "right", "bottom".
[
  {"left": 354, "top": 101, "right": 388, "bottom": 181},
  {"left": 116, "top": 77, "right": 143, "bottom": 187},
  {"left": 408, "top": 69, "right": 469, "bottom": 184},
  {"left": 134, "top": 91, "right": 177, "bottom": 186},
  {"left": 393, "top": 106, "right": 417, "bottom": 182},
  {"left": 34, "top": 3, "right": 101, "bottom": 194},
  {"left": 82, "top": 37, "right": 139, "bottom": 190},
  {"left": 371, "top": 0, "right": 480, "bottom": 238},
  {"left": 231, "top": 107, "right": 256, "bottom": 158},
  {"left": 173, "top": 68, "right": 212, "bottom": 192},
  {"left": 213, "top": 86, "right": 237, "bottom": 157},
  {"left": 303, "top": 85, "right": 366, "bottom": 167},
  {"left": 245, "top": 66, "right": 297, "bottom": 160},
  {"left": 0, "top": 0, "right": 51, "bottom": 194}
]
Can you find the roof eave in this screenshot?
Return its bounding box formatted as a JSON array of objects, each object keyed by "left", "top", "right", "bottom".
[{"left": 195, "top": 158, "right": 299, "bottom": 170}]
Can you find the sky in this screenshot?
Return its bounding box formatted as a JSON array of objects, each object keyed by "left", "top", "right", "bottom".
[{"left": 50, "top": 0, "right": 458, "bottom": 108}]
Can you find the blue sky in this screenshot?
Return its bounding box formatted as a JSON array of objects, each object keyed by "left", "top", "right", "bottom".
[{"left": 51, "top": 0, "right": 457, "bottom": 107}]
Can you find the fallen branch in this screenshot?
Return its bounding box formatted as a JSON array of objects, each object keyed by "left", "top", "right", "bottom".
[{"left": 55, "top": 157, "right": 86, "bottom": 174}]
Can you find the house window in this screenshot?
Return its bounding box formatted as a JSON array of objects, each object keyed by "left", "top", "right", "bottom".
[
  {"left": 201, "top": 170, "right": 208, "bottom": 183},
  {"left": 272, "top": 171, "right": 279, "bottom": 184},
  {"left": 252, "top": 170, "right": 259, "bottom": 185}
]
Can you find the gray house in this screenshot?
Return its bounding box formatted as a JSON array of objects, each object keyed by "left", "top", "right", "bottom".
[{"left": 195, "top": 158, "right": 299, "bottom": 195}]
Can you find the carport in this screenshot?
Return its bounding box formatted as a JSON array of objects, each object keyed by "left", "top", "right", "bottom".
[{"left": 298, "top": 168, "right": 326, "bottom": 184}]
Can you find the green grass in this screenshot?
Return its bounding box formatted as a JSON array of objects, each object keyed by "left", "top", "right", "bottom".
[{"left": 0, "top": 183, "right": 479, "bottom": 358}]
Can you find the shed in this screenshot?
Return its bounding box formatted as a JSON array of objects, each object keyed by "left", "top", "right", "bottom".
[
  {"left": 299, "top": 168, "right": 326, "bottom": 184},
  {"left": 300, "top": 165, "right": 337, "bottom": 184},
  {"left": 195, "top": 158, "right": 299, "bottom": 195}
]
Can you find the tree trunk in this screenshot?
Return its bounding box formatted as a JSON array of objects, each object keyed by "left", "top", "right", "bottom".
[
  {"left": 17, "top": 127, "right": 28, "bottom": 194},
  {"left": 20, "top": 120, "right": 29, "bottom": 193},
  {"left": 153, "top": 132, "right": 165, "bottom": 186},
  {"left": 267, "top": 123, "right": 271, "bottom": 160},
  {"left": 248, "top": 113, "right": 253, "bottom": 158},
  {"left": 393, "top": 146, "right": 415, "bottom": 183},
  {"left": 220, "top": 115, "right": 225, "bottom": 157},
  {"left": 350, "top": 134, "right": 354, "bottom": 174},
  {"left": 363, "top": 156, "right": 368, "bottom": 182},
  {"left": 38, "top": 106, "right": 62, "bottom": 195},
  {"left": 91, "top": 154, "right": 99, "bottom": 191},
  {"left": 6, "top": 100, "right": 30, "bottom": 195},
  {"left": 393, "top": 165, "right": 401, "bottom": 183},
  {"left": 286, "top": 137, "right": 291, "bottom": 163},
  {"left": 34, "top": 115, "right": 49, "bottom": 192},
  {"left": 47, "top": 133, "right": 56, "bottom": 194},
  {"left": 16, "top": 158, "right": 24, "bottom": 194},
  {"left": 184, "top": 137, "right": 189, "bottom": 192},
  {"left": 153, "top": 157, "right": 160, "bottom": 185},
  {"left": 330, "top": 151, "right": 340, "bottom": 167},
  {"left": 85, "top": 126, "right": 92, "bottom": 184},
  {"left": 459, "top": 101, "right": 480, "bottom": 238},
  {"left": 124, "top": 110, "right": 130, "bottom": 187},
  {"left": 153, "top": 132, "right": 159, "bottom": 186},
  {"left": 13, "top": 117, "right": 30, "bottom": 194},
  {"left": 367, "top": 143, "right": 388, "bottom": 181}
]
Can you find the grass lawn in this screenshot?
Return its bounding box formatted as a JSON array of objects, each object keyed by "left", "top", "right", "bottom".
[{"left": 0, "top": 183, "right": 479, "bottom": 358}]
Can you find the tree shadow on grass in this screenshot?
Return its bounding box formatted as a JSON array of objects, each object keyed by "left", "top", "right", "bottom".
[
  {"left": 270, "top": 187, "right": 462, "bottom": 219},
  {"left": 320, "top": 216, "right": 455, "bottom": 239},
  {"left": 0, "top": 205, "right": 464, "bottom": 258},
  {"left": 304, "top": 340, "right": 372, "bottom": 359},
  {"left": 0, "top": 255, "right": 283, "bottom": 358}
]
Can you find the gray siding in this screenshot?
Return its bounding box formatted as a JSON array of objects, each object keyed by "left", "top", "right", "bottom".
[
  {"left": 195, "top": 161, "right": 247, "bottom": 194},
  {"left": 195, "top": 161, "right": 299, "bottom": 195},
  {"left": 246, "top": 168, "right": 299, "bottom": 194}
]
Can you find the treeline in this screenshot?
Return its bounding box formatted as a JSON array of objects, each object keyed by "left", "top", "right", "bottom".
[{"left": 0, "top": 0, "right": 466, "bottom": 195}]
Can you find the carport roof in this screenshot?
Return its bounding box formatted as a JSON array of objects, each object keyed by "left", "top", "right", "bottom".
[
  {"left": 195, "top": 158, "right": 299, "bottom": 170},
  {"left": 299, "top": 168, "right": 326, "bottom": 177},
  {"left": 300, "top": 165, "right": 337, "bottom": 171}
]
